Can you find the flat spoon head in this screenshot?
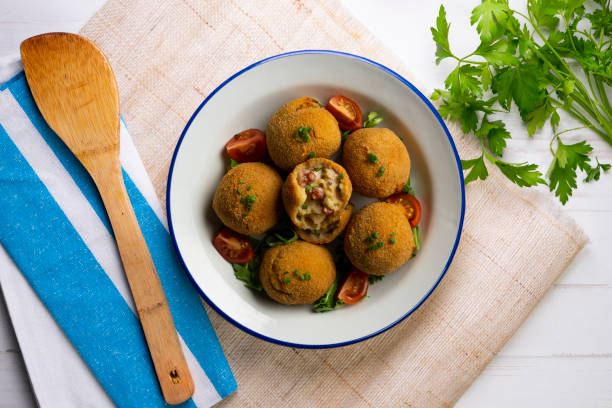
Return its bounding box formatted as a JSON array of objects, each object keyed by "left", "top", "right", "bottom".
[{"left": 20, "top": 32, "right": 120, "bottom": 171}]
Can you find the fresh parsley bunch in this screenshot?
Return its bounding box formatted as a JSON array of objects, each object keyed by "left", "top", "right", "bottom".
[{"left": 431, "top": 0, "right": 611, "bottom": 203}]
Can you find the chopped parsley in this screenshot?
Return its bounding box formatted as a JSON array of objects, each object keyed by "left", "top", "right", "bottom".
[
  {"left": 284, "top": 277, "right": 291, "bottom": 284},
  {"left": 313, "top": 167, "right": 322, "bottom": 172},
  {"left": 247, "top": 186, "right": 252, "bottom": 191},
  {"left": 301, "top": 204, "right": 308, "bottom": 209},
  {"left": 367, "top": 153, "right": 379, "bottom": 163},
  {"left": 237, "top": 189, "right": 242, "bottom": 195},
  {"left": 389, "top": 238, "right": 396, "bottom": 244},
  {"left": 307, "top": 152, "right": 315, "bottom": 159},
  {"left": 240, "top": 194, "right": 257, "bottom": 212},
  {"left": 377, "top": 166, "right": 386, "bottom": 177},
  {"left": 368, "top": 241, "right": 384, "bottom": 251},
  {"left": 337, "top": 173, "right": 344, "bottom": 181},
  {"left": 239, "top": 180, "right": 247, "bottom": 184},
  {"left": 293, "top": 126, "right": 312, "bottom": 143}
]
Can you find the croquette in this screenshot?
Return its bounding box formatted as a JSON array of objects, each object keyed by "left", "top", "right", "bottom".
[
  {"left": 259, "top": 241, "right": 336, "bottom": 304},
  {"left": 266, "top": 97, "right": 341, "bottom": 170},
  {"left": 342, "top": 128, "right": 410, "bottom": 198},
  {"left": 296, "top": 203, "right": 353, "bottom": 244},
  {"left": 344, "top": 202, "right": 415, "bottom": 276},
  {"left": 282, "top": 158, "right": 352, "bottom": 238},
  {"left": 212, "top": 162, "right": 283, "bottom": 235}
]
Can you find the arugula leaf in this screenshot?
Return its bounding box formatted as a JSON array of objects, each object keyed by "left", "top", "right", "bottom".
[
  {"left": 368, "top": 275, "right": 384, "bottom": 284},
  {"left": 470, "top": 0, "right": 510, "bottom": 42},
  {"left": 461, "top": 155, "right": 489, "bottom": 184},
  {"left": 312, "top": 279, "right": 344, "bottom": 312},
  {"left": 548, "top": 139, "right": 593, "bottom": 204},
  {"left": 431, "top": 5, "right": 453, "bottom": 64},
  {"left": 232, "top": 256, "right": 263, "bottom": 292}
]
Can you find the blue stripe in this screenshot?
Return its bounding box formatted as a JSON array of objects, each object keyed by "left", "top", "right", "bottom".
[
  {"left": 0, "top": 123, "right": 196, "bottom": 408},
  {"left": 7, "top": 77, "right": 113, "bottom": 233},
  {"left": 2, "top": 74, "right": 236, "bottom": 400}
]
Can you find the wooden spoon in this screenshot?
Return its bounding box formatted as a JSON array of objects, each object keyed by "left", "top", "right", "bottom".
[{"left": 20, "top": 33, "right": 194, "bottom": 405}]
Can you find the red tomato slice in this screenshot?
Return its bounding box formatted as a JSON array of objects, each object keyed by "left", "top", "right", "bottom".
[
  {"left": 385, "top": 193, "right": 422, "bottom": 228},
  {"left": 213, "top": 228, "right": 254, "bottom": 264},
  {"left": 326, "top": 95, "right": 363, "bottom": 131},
  {"left": 337, "top": 268, "right": 369, "bottom": 304},
  {"left": 225, "top": 129, "right": 266, "bottom": 162}
]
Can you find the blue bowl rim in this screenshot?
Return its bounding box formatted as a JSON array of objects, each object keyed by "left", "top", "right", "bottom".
[{"left": 166, "top": 49, "right": 466, "bottom": 349}]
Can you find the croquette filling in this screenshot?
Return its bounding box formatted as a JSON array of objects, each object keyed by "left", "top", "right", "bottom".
[{"left": 295, "top": 164, "right": 344, "bottom": 231}]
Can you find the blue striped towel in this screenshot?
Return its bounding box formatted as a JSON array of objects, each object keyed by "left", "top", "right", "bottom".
[{"left": 0, "top": 63, "right": 236, "bottom": 407}]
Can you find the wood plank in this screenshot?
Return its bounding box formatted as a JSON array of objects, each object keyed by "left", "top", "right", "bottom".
[
  {"left": 498, "top": 286, "right": 612, "bottom": 356},
  {"left": 457, "top": 356, "right": 612, "bottom": 407}
]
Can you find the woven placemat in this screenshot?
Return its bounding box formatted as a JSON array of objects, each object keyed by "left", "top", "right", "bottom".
[{"left": 81, "top": 1, "right": 588, "bottom": 406}]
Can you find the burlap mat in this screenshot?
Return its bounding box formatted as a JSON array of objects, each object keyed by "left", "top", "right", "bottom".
[{"left": 81, "top": 1, "right": 588, "bottom": 406}]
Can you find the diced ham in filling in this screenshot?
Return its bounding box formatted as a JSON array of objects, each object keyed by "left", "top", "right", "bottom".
[{"left": 294, "top": 165, "right": 345, "bottom": 231}]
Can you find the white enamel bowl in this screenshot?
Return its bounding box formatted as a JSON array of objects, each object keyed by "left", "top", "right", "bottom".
[{"left": 167, "top": 51, "right": 465, "bottom": 348}]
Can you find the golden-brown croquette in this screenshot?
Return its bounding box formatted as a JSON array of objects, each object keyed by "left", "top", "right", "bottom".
[
  {"left": 266, "top": 97, "right": 341, "bottom": 171},
  {"left": 342, "top": 128, "right": 410, "bottom": 198},
  {"left": 282, "top": 158, "right": 352, "bottom": 237},
  {"left": 344, "top": 202, "right": 415, "bottom": 276},
  {"left": 212, "top": 162, "right": 283, "bottom": 235},
  {"left": 259, "top": 241, "right": 336, "bottom": 304}
]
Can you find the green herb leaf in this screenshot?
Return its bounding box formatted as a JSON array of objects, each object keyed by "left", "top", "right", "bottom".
[
  {"left": 584, "top": 158, "right": 611, "bottom": 182},
  {"left": 230, "top": 158, "right": 240, "bottom": 168},
  {"left": 431, "top": 5, "right": 453, "bottom": 64},
  {"left": 461, "top": 155, "right": 489, "bottom": 184},
  {"left": 470, "top": 0, "right": 510, "bottom": 42},
  {"left": 368, "top": 275, "right": 384, "bottom": 284},
  {"left": 495, "top": 161, "right": 546, "bottom": 188},
  {"left": 232, "top": 258, "right": 263, "bottom": 292},
  {"left": 548, "top": 139, "right": 593, "bottom": 204},
  {"left": 313, "top": 279, "right": 344, "bottom": 313}
]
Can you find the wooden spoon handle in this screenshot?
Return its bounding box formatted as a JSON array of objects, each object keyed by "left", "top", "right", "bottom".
[{"left": 90, "top": 154, "right": 194, "bottom": 405}]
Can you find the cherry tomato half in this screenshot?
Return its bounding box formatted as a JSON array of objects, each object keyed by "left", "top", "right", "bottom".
[
  {"left": 337, "top": 268, "right": 370, "bottom": 304},
  {"left": 326, "top": 95, "right": 363, "bottom": 131},
  {"left": 385, "top": 193, "right": 422, "bottom": 228},
  {"left": 213, "top": 228, "right": 254, "bottom": 264},
  {"left": 225, "top": 129, "right": 266, "bottom": 163}
]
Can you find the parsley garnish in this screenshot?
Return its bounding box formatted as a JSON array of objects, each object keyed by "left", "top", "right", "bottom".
[
  {"left": 363, "top": 111, "right": 383, "bottom": 128},
  {"left": 230, "top": 158, "right": 240, "bottom": 169},
  {"left": 431, "top": 2, "right": 612, "bottom": 204},
  {"left": 240, "top": 194, "right": 257, "bottom": 212},
  {"left": 368, "top": 241, "right": 384, "bottom": 251},
  {"left": 367, "top": 153, "right": 379, "bottom": 163},
  {"left": 377, "top": 166, "right": 386, "bottom": 177},
  {"left": 308, "top": 152, "right": 315, "bottom": 159},
  {"left": 293, "top": 126, "right": 312, "bottom": 143},
  {"left": 337, "top": 173, "right": 344, "bottom": 181}
]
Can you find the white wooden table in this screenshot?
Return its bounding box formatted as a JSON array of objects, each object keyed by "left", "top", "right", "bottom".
[{"left": 1, "top": 1, "right": 611, "bottom": 406}]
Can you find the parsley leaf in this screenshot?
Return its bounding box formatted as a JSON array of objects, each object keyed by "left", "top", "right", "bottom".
[
  {"left": 470, "top": 0, "right": 510, "bottom": 42},
  {"left": 548, "top": 139, "right": 593, "bottom": 204},
  {"left": 495, "top": 161, "right": 546, "bottom": 188},
  {"left": 431, "top": 5, "right": 453, "bottom": 64},
  {"left": 461, "top": 155, "right": 489, "bottom": 184}
]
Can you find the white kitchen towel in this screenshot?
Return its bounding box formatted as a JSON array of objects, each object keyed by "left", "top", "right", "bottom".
[{"left": 0, "top": 60, "right": 236, "bottom": 407}]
